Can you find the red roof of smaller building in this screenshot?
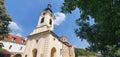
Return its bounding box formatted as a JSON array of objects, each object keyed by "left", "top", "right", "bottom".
[
  {"left": 63, "top": 42, "right": 73, "bottom": 47},
  {"left": 4, "top": 34, "right": 26, "bottom": 44}
]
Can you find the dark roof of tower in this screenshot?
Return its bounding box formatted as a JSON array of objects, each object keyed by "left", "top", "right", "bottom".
[{"left": 44, "top": 4, "right": 53, "bottom": 13}]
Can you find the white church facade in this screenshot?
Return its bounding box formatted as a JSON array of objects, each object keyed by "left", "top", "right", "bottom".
[{"left": 23, "top": 4, "right": 75, "bottom": 57}]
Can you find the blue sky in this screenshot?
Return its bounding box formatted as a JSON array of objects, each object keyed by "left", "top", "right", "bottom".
[{"left": 5, "top": 0, "right": 89, "bottom": 48}]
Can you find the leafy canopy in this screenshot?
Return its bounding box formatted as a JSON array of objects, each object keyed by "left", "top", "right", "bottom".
[
  {"left": 75, "top": 48, "right": 96, "bottom": 57},
  {"left": 62, "top": 0, "right": 120, "bottom": 56}
]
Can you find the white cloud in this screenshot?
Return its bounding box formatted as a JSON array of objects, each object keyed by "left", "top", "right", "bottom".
[
  {"left": 9, "top": 21, "right": 21, "bottom": 30},
  {"left": 16, "top": 33, "right": 22, "bottom": 37},
  {"left": 9, "top": 22, "right": 23, "bottom": 37},
  {"left": 10, "top": 33, "right": 22, "bottom": 37},
  {"left": 54, "top": 12, "right": 66, "bottom": 25}
]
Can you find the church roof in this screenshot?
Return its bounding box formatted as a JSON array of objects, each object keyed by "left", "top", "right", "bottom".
[
  {"left": 44, "top": 8, "right": 53, "bottom": 13},
  {"left": 59, "top": 36, "right": 73, "bottom": 47},
  {"left": 44, "top": 4, "right": 53, "bottom": 13},
  {"left": 63, "top": 42, "right": 72, "bottom": 47}
]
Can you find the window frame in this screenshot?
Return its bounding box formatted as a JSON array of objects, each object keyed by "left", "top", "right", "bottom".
[{"left": 9, "top": 45, "right": 12, "bottom": 49}]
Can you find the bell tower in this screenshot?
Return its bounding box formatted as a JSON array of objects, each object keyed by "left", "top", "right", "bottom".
[{"left": 30, "top": 4, "right": 55, "bottom": 35}]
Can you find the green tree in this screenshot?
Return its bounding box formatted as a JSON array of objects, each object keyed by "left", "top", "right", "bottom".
[
  {"left": 0, "top": 0, "right": 11, "bottom": 40},
  {"left": 0, "top": 0, "right": 11, "bottom": 51},
  {"left": 62, "top": 0, "right": 120, "bottom": 57},
  {"left": 75, "top": 48, "right": 96, "bottom": 57}
]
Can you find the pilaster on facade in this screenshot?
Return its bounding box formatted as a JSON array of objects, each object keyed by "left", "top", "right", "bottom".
[{"left": 43, "top": 37, "right": 49, "bottom": 57}]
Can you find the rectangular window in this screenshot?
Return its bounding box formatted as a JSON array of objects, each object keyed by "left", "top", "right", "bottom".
[
  {"left": 9, "top": 45, "right": 12, "bottom": 49},
  {"left": 20, "top": 47, "right": 23, "bottom": 50}
]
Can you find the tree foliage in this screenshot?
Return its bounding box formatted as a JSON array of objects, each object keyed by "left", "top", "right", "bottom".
[
  {"left": 0, "top": 0, "right": 11, "bottom": 40},
  {"left": 75, "top": 48, "right": 96, "bottom": 57},
  {"left": 62, "top": 0, "right": 120, "bottom": 57}
]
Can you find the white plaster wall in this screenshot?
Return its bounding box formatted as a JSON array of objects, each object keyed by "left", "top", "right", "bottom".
[
  {"left": 47, "top": 34, "right": 62, "bottom": 57},
  {"left": 0, "top": 41, "right": 26, "bottom": 53},
  {"left": 62, "top": 44, "right": 70, "bottom": 57},
  {"left": 23, "top": 32, "right": 75, "bottom": 57},
  {"left": 23, "top": 33, "right": 64, "bottom": 57},
  {"left": 23, "top": 34, "right": 48, "bottom": 57}
]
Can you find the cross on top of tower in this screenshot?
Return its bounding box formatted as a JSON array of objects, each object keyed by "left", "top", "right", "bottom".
[
  {"left": 44, "top": 4, "right": 53, "bottom": 13},
  {"left": 47, "top": 4, "right": 51, "bottom": 8}
]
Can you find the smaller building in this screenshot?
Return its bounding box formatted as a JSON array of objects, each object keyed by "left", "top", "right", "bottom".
[{"left": 0, "top": 34, "right": 27, "bottom": 57}]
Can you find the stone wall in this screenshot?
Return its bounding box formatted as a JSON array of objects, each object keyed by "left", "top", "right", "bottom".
[
  {"left": 69, "top": 46, "right": 75, "bottom": 57},
  {"left": 62, "top": 44, "right": 70, "bottom": 57},
  {"left": 61, "top": 44, "right": 75, "bottom": 57}
]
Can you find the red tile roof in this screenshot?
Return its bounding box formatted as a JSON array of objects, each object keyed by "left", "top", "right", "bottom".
[
  {"left": 4, "top": 34, "right": 26, "bottom": 44},
  {"left": 59, "top": 36, "right": 73, "bottom": 47}
]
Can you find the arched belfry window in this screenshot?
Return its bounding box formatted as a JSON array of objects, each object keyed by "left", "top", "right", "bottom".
[
  {"left": 41, "top": 17, "right": 44, "bottom": 23},
  {"left": 49, "top": 19, "right": 52, "bottom": 25}
]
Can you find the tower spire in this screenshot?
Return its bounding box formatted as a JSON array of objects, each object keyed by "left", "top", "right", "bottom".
[
  {"left": 29, "top": 2, "right": 54, "bottom": 35},
  {"left": 48, "top": 0, "right": 52, "bottom": 8},
  {"left": 47, "top": 3, "right": 51, "bottom": 8}
]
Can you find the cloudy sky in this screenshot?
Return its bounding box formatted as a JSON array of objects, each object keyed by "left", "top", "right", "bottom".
[{"left": 5, "top": 0, "right": 90, "bottom": 48}]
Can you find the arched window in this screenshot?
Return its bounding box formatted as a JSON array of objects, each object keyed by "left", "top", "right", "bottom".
[
  {"left": 25, "top": 55, "right": 27, "bottom": 57},
  {"left": 14, "top": 54, "right": 22, "bottom": 57},
  {"left": 32, "top": 49, "right": 37, "bottom": 57},
  {"left": 49, "top": 19, "right": 52, "bottom": 25},
  {"left": 51, "top": 47, "right": 56, "bottom": 57},
  {"left": 41, "top": 17, "right": 44, "bottom": 23}
]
